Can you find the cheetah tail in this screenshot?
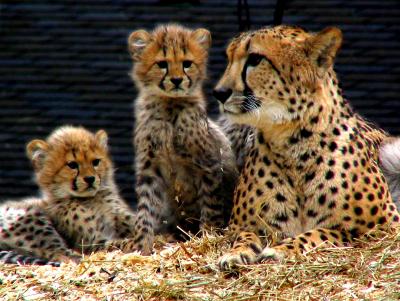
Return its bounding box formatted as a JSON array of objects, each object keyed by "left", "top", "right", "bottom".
[
  {"left": 379, "top": 138, "right": 400, "bottom": 207},
  {"left": 0, "top": 250, "right": 60, "bottom": 267}
]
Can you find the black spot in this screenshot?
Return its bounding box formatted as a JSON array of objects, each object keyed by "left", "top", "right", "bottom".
[
  {"left": 354, "top": 207, "right": 363, "bottom": 216},
  {"left": 289, "top": 136, "right": 299, "bottom": 144},
  {"left": 378, "top": 216, "right": 387, "bottom": 224},
  {"left": 258, "top": 168, "right": 265, "bottom": 177},
  {"left": 310, "top": 116, "right": 319, "bottom": 124},
  {"left": 257, "top": 132, "right": 265, "bottom": 144},
  {"left": 329, "top": 142, "right": 338, "bottom": 152},
  {"left": 332, "top": 128, "right": 340, "bottom": 135},
  {"left": 343, "top": 162, "right": 350, "bottom": 169},
  {"left": 349, "top": 228, "right": 360, "bottom": 238},
  {"left": 325, "top": 170, "right": 334, "bottom": 180},
  {"left": 354, "top": 192, "right": 362, "bottom": 200},
  {"left": 328, "top": 201, "right": 336, "bottom": 209},
  {"left": 276, "top": 193, "right": 287, "bottom": 202},
  {"left": 143, "top": 160, "right": 151, "bottom": 169},
  {"left": 320, "top": 234, "right": 328, "bottom": 241},
  {"left": 307, "top": 210, "right": 318, "bottom": 217},
  {"left": 138, "top": 175, "right": 154, "bottom": 186},
  {"left": 318, "top": 194, "right": 326, "bottom": 205},
  {"left": 275, "top": 213, "right": 288, "bottom": 222},
  {"left": 266, "top": 181, "right": 274, "bottom": 189},
  {"left": 256, "top": 189, "right": 263, "bottom": 196},
  {"left": 262, "top": 156, "right": 271, "bottom": 166},
  {"left": 370, "top": 206, "right": 378, "bottom": 216},
  {"left": 270, "top": 172, "right": 278, "bottom": 178},
  {"left": 300, "top": 153, "right": 310, "bottom": 162},
  {"left": 367, "top": 221, "right": 375, "bottom": 229},
  {"left": 305, "top": 171, "right": 316, "bottom": 182},
  {"left": 299, "top": 237, "right": 308, "bottom": 244},
  {"left": 343, "top": 216, "right": 352, "bottom": 222},
  {"left": 300, "top": 129, "right": 313, "bottom": 138}
]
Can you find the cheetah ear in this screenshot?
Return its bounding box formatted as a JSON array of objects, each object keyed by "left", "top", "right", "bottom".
[
  {"left": 306, "top": 27, "right": 342, "bottom": 74},
  {"left": 95, "top": 130, "right": 108, "bottom": 150},
  {"left": 128, "top": 29, "right": 151, "bottom": 61},
  {"left": 191, "top": 28, "right": 211, "bottom": 50},
  {"left": 26, "top": 139, "right": 49, "bottom": 171}
]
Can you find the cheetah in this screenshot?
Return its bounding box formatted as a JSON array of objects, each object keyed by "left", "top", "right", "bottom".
[
  {"left": 0, "top": 126, "right": 140, "bottom": 265},
  {"left": 128, "top": 24, "right": 237, "bottom": 254},
  {"left": 212, "top": 25, "right": 400, "bottom": 269}
]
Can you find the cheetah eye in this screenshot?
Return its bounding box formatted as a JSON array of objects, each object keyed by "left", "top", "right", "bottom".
[
  {"left": 157, "top": 60, "right": 168, "bottom": 69},
  {"left": 247, "top": 53, "right": 264, "bottom": 67},
  {"left": 183, "top": 60, "right": 192, "bottom": 68},
  {"left": 67, "top": 161, "right": 79, "bottom": 169},
  {"left": 92, "top": 159, "right": 101, "bottom": 167}
]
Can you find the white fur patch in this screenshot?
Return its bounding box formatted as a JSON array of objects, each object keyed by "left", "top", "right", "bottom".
[
  {"left": 260, "top": 103, "right": 292, "bottom": 125},
  {"left": 380, "top": 138, "right": 400, "bottom": 208},
  {"left": 131, "top": 39, "right": 147, "bottom": 49}
]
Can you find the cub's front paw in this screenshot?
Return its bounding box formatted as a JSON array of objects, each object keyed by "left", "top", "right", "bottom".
[{"left": 218, "top": 246, "right": 258, "bottom": 271}]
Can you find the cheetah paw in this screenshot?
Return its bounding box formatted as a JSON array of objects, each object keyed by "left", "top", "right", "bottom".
[
  {"left": 218, "top": 247, "right": 257, "bottom": 271},
  {"left": 257, "top": 247, "right": 285, "bottom": 263}
]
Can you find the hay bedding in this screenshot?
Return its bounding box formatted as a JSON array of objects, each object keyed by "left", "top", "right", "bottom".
[{"left": 1, "top": 230, "right": 399, "bottom": 301}]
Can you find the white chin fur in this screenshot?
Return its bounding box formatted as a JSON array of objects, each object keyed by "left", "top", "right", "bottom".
[
  {"left": 379, "top": 138, "right": 400, "bottom": 207},
  {"left": 225, "top": 103, "right": 292, "bottom": 127}
]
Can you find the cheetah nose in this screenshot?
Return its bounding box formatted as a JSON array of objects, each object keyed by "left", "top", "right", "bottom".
[
  {"left": 84, "top": 176, "right": 95, "bottom": 185},
  {"left": 171, "top": 77, "right": 183, "bottom": 87},
  {"left": 213, "top": 88, "right": 232, "bottom": 104}
]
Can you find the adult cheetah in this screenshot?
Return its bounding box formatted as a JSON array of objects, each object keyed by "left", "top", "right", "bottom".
[{"left": 212, "top": 25, "right": 400, "bottom": 269}]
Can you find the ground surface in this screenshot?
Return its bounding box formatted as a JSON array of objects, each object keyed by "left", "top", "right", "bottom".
[{"left": 1, "top": 230, "right": 399, "bottom": 301}]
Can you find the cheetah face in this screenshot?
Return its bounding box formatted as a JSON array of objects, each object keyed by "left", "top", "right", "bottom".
[
  {"left": 128, "top": 25, "right": 211, "bottom": 98},
  {"left": 27, "top": 127, "right": 113, "bottom": 199},
  {"left": 214, "top": 26, "right": 342, "bottom": 128}
]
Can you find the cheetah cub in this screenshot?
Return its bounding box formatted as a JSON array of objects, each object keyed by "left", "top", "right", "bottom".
[
  {"left": 128, "top": 24, "right": 237, "bottom": 254},
  {"left": 0, "top": 126, "right": 140, "bottom": 265}
]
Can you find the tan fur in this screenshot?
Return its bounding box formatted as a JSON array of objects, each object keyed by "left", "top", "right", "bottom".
[
  {"left": 213, "top": 25, "right": 400, "bottom": 270},
  {"left": 0, "top": 126, "right": 140, "bottom": 265},
  {"left": 129, "top": 24, "right": 237, "bottom": 254}
]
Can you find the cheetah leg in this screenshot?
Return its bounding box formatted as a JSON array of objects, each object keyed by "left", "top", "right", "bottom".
[
  {"left": 133, "top": 173, "right": 170, "bottom": 255},
  {"left": 113, "top": 210, "right": 138, "bottom": 238},
  {"left": 258, "top": 228, "right": 351, "bottom": 262},
  {"left": 199, "top": 172, "right": 226, "bottom": 229},
  {"left": 219, "top": 231, "right": 263, "bottom": 270}
]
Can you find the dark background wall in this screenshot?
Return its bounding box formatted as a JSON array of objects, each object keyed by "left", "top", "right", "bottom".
[{"left": 1, "top": 0, "right": 399, "bottom": 205}]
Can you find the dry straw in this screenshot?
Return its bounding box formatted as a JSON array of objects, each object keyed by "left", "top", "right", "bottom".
[{"left": 1, "top": 229, "right": 399, "bottom": 300}]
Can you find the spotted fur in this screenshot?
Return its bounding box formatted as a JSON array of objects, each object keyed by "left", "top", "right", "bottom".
[
  {"left": 0, "top": 126, "right": 139, "bottom": 265},
  {"left": 213, "top": 25, "right": 400, "bottom": 269},
  {"left": 128, "top": 24, "right": 238, "bottom": 254}
]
